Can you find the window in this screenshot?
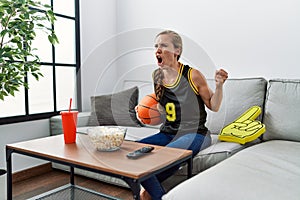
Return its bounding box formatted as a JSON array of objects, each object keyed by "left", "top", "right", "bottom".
[{"left": 0, "top": 0, "right": 81, "bottom": 124}]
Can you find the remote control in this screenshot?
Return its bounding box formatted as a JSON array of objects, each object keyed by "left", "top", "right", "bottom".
[{"left": 126, "top": 146, "right": 154, "bottom": 159}]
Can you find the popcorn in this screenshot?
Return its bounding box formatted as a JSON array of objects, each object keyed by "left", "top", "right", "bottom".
[{"left": 87, "top": 126, "right": 126, "bottom": 151}]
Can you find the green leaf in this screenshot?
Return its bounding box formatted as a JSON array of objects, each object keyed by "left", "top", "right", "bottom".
[
  {"left": 0, "top": 0, "right": 58, "bottom": 100},
  {"left": 1, "top": 90, "right": 8, "bottom": 97},
  {"left": 0, "top": 94, "right": 4, "bottom": 101}
]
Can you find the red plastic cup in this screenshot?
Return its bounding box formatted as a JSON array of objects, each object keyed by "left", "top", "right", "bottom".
[{"left": 60, "top": 111, "right": 78, "bottom": 144}]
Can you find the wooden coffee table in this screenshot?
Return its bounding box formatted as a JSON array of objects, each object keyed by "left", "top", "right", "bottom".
[{"left": 6, "top": 134, "right": 193, "bottom": 200}]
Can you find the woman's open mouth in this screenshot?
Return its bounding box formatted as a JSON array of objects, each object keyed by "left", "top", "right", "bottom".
[{"left": 157, "top": 55, "right": 163, "bottom": 65}]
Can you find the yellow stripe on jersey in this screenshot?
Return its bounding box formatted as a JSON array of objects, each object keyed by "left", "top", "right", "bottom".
[
  {"left": 188, "top": 68, "right": 200, "bottom": 95},
  {"left": 164, "top": 63, "right": 184, "bottom": 88}
]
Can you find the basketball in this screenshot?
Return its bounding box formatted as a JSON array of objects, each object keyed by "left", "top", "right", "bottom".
[{"left": 137, "top": 93, "right": 162, "bottom": 125}]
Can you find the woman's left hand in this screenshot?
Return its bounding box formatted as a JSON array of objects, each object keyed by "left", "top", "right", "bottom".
[{"left": 215, "top": 69, "right": 228, "bottom": 86}]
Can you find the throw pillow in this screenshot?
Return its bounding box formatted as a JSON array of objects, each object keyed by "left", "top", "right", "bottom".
[
  {"left": 219, "top": 106, "right": 266, "bottom": 144},
  {"left": 87, "top": 86, "right": 142, "bottom": 127}
]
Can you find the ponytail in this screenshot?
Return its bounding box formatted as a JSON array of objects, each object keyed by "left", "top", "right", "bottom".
[{"left": 153, "top": 68, "right": 164, "bottom": 102}]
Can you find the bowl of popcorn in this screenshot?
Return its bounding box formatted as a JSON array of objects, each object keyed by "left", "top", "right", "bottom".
[{"left": 87, "top": 126, "right": 127, "bottom": 151}]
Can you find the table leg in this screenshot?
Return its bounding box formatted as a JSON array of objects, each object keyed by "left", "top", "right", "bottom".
[
  {"left": 187, "top": 157, "right": 193, "bottom": 178},
  {"left": 123, "top": 178, "right": 140, "bottom": 200},
  {"left": 6, "top": 148, "right": 13, "bottom": 200},
  {"left": 70, "top": 166, "right": 75, "bottom": 185}
]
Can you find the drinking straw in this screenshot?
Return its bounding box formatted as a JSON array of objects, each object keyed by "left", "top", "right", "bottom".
[{"left": 69, "top": 98, "right": 72, "bottom": 112}]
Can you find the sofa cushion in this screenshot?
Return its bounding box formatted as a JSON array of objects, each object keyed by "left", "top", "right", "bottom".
[
  {"left": 263, "top": 79, "right": 300, "bottom": 141},
  {"left": 163, "top": 140, "right": 300, "bottom": 200},
  {"left": 205, "top": 78, "right": 267, "bottom": 135},
  {"left": 175, "top": 134, "right": 259, "bottom": 175},
  {"left": 88, "top": 86, "right": 142, "bottom": 127}
]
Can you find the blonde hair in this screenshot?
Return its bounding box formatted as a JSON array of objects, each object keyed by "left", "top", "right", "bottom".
[
  {"left": 156, "top": 30, "right": 183, "bottom": 61},
  {"left": 154, "top": 30, "right": 183, "bottom": 101}
]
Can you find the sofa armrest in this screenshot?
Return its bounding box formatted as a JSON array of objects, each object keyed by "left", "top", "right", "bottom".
[{"left": 49, "top": 112, "right": 92, "bottom": 136}]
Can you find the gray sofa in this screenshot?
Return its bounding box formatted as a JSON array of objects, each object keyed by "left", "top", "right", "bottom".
[
  {"left": 50, "top": 78, "right": 290, "bottom": 193},
  {"left": 162, "top": 79, "right": 300, "bottom": 200}
]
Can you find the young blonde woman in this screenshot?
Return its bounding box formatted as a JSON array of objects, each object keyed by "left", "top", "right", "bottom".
[{"left": 137, "top": 30, "right": 228, "bottom": 200}]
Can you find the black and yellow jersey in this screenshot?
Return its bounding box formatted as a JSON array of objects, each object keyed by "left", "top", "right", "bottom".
[{"left": 154, "top": 63, "right": 208, "bottom": 136}]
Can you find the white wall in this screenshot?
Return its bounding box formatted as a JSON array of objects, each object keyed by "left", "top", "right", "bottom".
[
  {"left": 80, "top": 0, "right": 118, "bottom": 111},
  {"left": 116, "top": 0, "right": 300, "bottom": 79},
  {"left": 81, "top": 0, "right": 300, "bottom": 111}
]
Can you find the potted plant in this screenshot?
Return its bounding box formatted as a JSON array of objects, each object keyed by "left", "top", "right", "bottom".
[{"left": 0, "top": 0, "right": 58, "bottom": 100}]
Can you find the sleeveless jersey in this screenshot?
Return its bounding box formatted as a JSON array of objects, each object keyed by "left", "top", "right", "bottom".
[{"left": 154, "top": 63, "right": 208, "bottom": 136}]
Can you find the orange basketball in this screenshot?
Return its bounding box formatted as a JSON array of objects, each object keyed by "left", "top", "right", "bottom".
[{"left": 137, "top": 93, "right": 162, "bottom": 125}]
